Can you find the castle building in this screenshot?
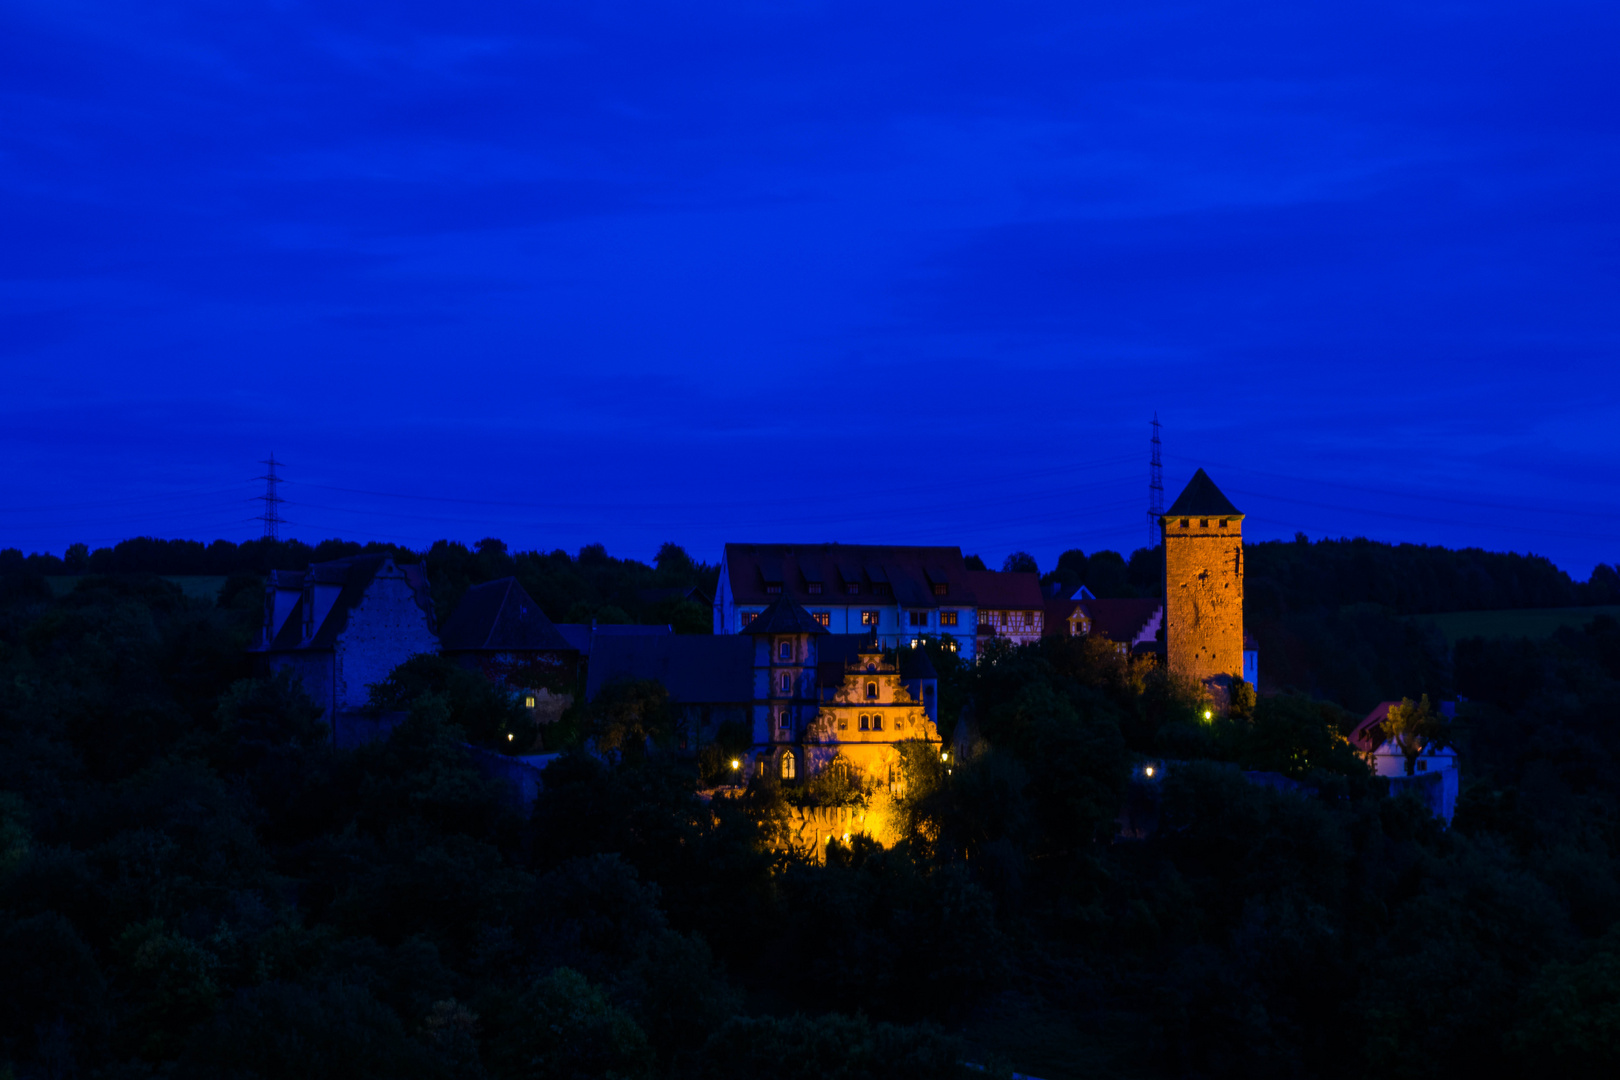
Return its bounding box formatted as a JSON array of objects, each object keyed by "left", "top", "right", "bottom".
[
  {"left": 591, "top": 593, "right": 940, "bottom": 785},
  {"left": 1160, "top": 469, "right": 1246, "bottom": 686},
  {"left": 254, "top": 554, "right": 439, "bottom": 722},
  {"left": 716, "top": 544, "right": 978, "bottom": 656}
]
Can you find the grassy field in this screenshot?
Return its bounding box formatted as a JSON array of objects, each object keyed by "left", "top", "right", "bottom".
[
  {"left": 44, "top": 575, "right": 232, "bottom": 602},
  {"left": 1423, "top": 605, "right": 1620, "bottom": 645}
]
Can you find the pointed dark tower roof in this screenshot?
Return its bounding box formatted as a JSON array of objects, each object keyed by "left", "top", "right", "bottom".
[
  {"left": 1165, "top": 468, "right": 1242, "bottom": 517},
  {"left": 740, "top": 594, "right": 830, "bottom": 635},
  {"left": 439, "top": 577, "right": 573, "bottom": 652}
]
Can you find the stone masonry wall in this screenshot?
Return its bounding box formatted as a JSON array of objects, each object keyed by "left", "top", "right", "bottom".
[
  {"left": 333, "top": 563, "right": 441, "bottom": 713},
  {"left": 1163, "top": 520, "right": 1245, "bottom": 684}
]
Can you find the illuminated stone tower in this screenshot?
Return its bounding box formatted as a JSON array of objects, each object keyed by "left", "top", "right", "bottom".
[{"left": 1160, "top": 469, "right": 1245, "bottom": 686}]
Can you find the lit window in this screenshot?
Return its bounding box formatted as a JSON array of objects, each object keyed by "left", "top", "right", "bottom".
[
  {"left": 524, "top": 695, "right": 536, "bottom": 708},
  {"left": 859, "top": 714, "right": 870, "bottom": 730},
  {"left": 861, "top": 610, "right": 880, "bottom": 626},
  {"left": 866, "top": 681, "right": 878, "bottom": 700},
  {"left": 932, "top": 583, "right": 948, "bottom": 596},
  {"left": 781, "top": 752, "right": 795, "bottom": 779},
  {"left": 940, "top": 611, "right": 958, "bottom": 627},
  {"left": 814, "top": 611, "right": 830, "bottom": 627},
  {"left": 778, "top": 640, "right": 792, "bottom": 660}
]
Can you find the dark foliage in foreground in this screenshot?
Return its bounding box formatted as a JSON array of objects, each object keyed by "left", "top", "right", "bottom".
[{"left": 2, "top": 571, "right": 1620, "bottom": 1078}]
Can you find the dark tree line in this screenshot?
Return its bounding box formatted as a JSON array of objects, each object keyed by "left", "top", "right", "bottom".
[{"left": 3, "top": 562, "right": 1620, "bottom": 1078}]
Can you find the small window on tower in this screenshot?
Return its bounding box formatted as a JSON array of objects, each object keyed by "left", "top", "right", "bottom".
[
  {"left": 1180, "top": 518, "right": 1189, "bottom": 528},
  {"left": 1200, "top": 519, "right": 1209, "bottom": 528},
  {"left": 778, "top": 640, "right": 792, "bottom": 660},
  {"left": 1219, "top": 519, "right": 1229, "bottom": 528},
  {"left": 779, "top": 671, "right": 791, "bottom": 693},
  {"left": 781, "top": 752, "right": 795, "bottom": 779},
  {"left": 779, "top": 710, "right": 791, "bottom": 730}
]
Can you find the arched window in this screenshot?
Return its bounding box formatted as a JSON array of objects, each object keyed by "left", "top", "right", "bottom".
[
  {"left": 866, "top": 681, "right": 878, "bottom": 700},
  {"left": 859, "top": 714, "right": 870, "bottom": 731},
  {"left": 871, "top": 714, "right": 883, "bottom": 732},
  {"left": 781, "top": 752, "right": 795, "bottom": 779},
  {"left": 779, "top": 710, "right": 791, "bottom": 730},
  {"left": 779, "top": 671, "right": 792, "bottom": 694},
  {"left": 778, "top": 639, "right": 792, "bottom": 661}
]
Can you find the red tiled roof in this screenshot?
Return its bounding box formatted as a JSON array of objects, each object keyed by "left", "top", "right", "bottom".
[
  {"left": 963, "top": 569, "right": 1043, "bottom": 609},
  {"left": 724, "top": 543, "right": 970, "bottom": 608},
  {"left": 1077, "top": 598, "right": 1163, "bottom": 645},
  {"left": 1350, "top": 701, "right": 1399, "bottom": 752}
]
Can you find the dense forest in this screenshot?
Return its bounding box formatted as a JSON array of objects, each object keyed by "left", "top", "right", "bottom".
[{"left": 3, "top": 531, "right": 1620, "bottom": 1078}]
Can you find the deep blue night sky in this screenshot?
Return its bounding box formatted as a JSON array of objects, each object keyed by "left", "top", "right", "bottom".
[{"left": 4, "top": 2, "right": 1618, "bottom": 575}]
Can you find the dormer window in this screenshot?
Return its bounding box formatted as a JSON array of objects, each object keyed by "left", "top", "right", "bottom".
[
  {"left": 807, "top": 582, "right": 822, "bottom": 595},
  {"left": 765, "top": 584, "right": 781, "bottom": 595},
  {"left": 846, "top": 583, "right": 860, "bottom": 595},
  {"left": 932, "top": 583, "right": 948, "bottom": 596}
]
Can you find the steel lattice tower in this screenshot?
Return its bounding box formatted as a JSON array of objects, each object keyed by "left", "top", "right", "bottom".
[
  {"left": 256, "top": 455, "right": 286, "bottom": 541},
  {"left": 1147, "top": 414, "right": 1164, "bottom": 549}
]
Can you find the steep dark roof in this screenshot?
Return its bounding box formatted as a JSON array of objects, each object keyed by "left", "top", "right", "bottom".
[
  {"left": 554, "top": 623, "right": 672, "bottom": 657},
  {"left": 741, "top": 595, "right": 829, "bottom": 635},
  {"left": 1350, "top": 701, "right": 1398, "bottom": 752},
  {"left": 440, "top": 578, "right": 573, "bottom": 653},
  {"left": 1165, "top": 468, "right": 1242, "bottom": 517},
  {"left": 963, "top": 569, "right": 1043, "bottom": 609},
  {"left": 1077, "top": 598, "right": 1163, "bottom": 645},
  {"left": 723, "top": 543, "right": 970, "bottom": 608},
  {"left": 585, "top": 636, "right": 754, "bottom": 703},
  {"left": 260, "top": 555, "right": 435, "bottom": 653}
]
